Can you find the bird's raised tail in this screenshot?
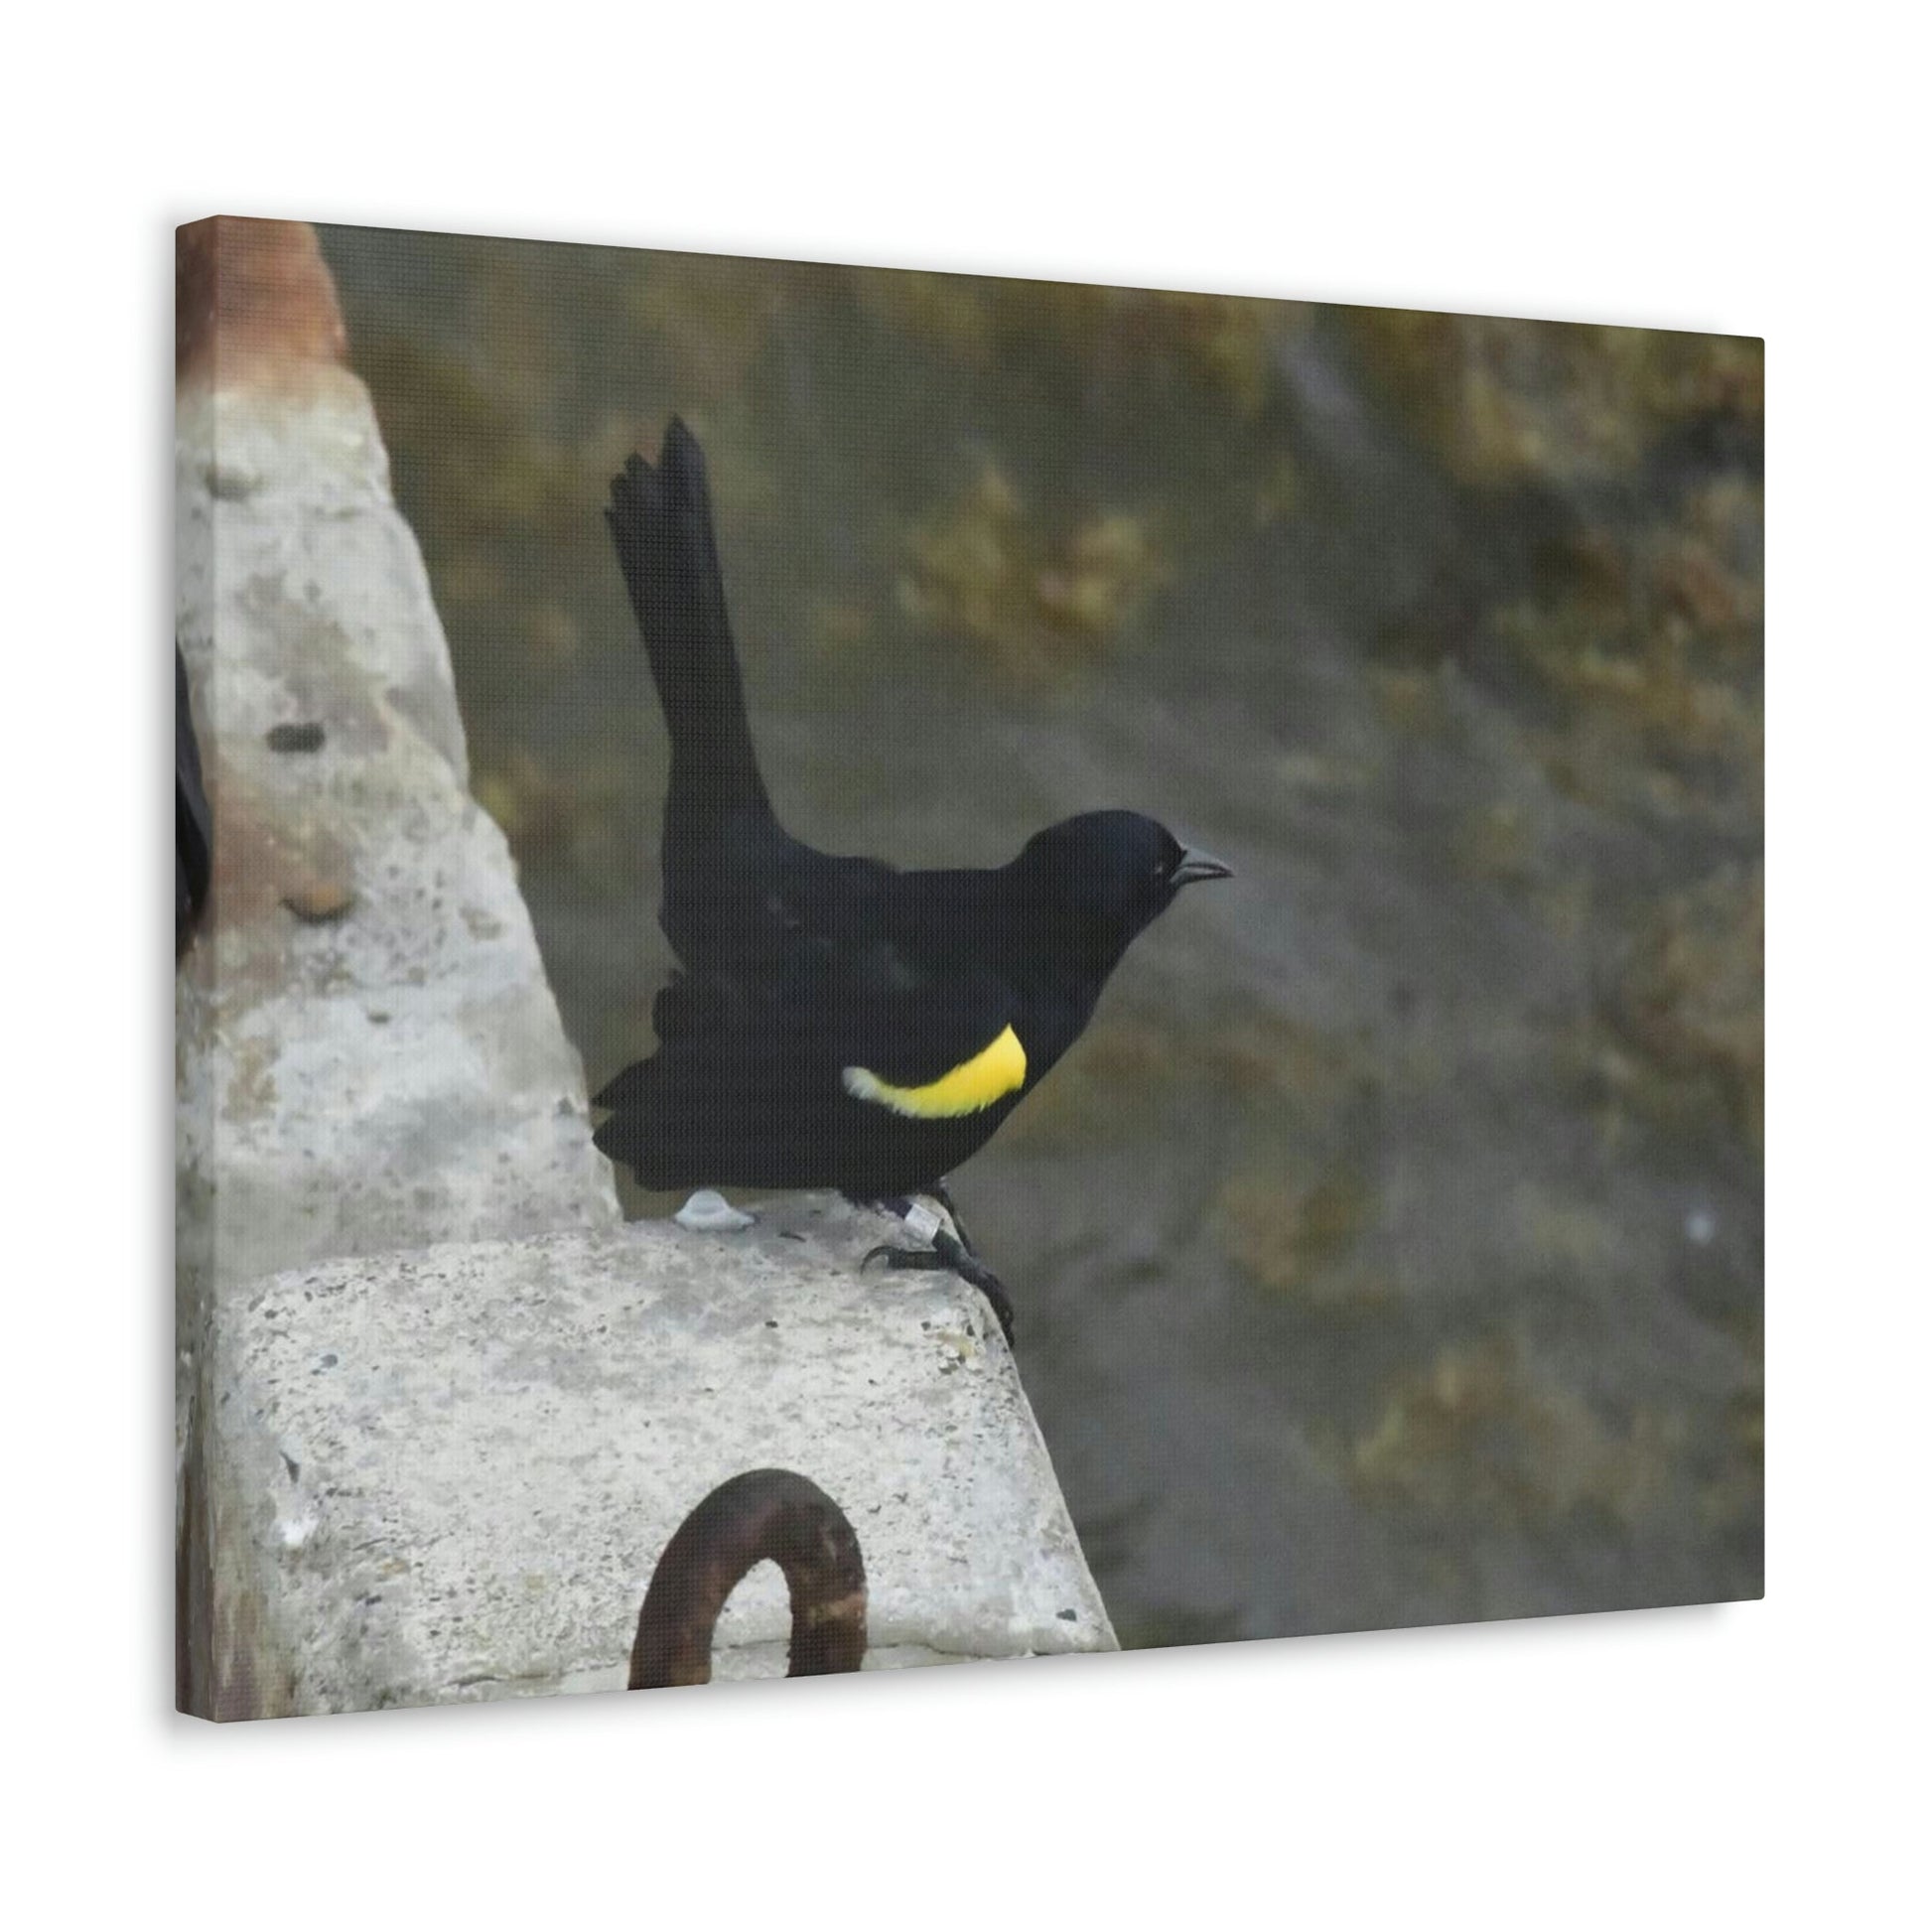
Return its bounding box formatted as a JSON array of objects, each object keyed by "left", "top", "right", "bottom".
[{"left": 607, "top": 418, "right": 772, "bottom": 827}]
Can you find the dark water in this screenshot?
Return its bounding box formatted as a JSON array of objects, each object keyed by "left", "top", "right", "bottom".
[{"left": 322, "top": 223, "right": 1763, "bottom": 1644}]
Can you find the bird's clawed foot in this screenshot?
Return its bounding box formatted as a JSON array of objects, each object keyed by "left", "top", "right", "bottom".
[{"left": 859, "top": 1193, "right": 1016, "bottom": 1343}]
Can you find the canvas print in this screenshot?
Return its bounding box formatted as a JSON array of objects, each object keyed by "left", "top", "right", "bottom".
[{"left": 175, "top": 217, "right": 1762, "bottom": 1719}]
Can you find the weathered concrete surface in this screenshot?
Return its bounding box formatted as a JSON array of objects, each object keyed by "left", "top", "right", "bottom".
[
  {"left": 176, "top": 220, "right": 1113, "bottom": 1720},
  {"left": 175, "top": 220, "right": 619, "bottom": 1294},
  {"left": 204, "top": 1206, "right": 1116, "bottom": 1717},
  {"left": 176, "top": 218, "right": 621, "bottom": 1715}
]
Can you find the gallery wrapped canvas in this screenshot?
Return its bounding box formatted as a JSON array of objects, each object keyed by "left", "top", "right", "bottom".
[{"left": 175, "top": 216, "right": 1761, "bottom": 1719}]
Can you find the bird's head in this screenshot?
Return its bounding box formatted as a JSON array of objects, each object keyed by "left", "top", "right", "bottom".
[{"left": 1011, "top": 810, "right": 1232, "bottom": 967}]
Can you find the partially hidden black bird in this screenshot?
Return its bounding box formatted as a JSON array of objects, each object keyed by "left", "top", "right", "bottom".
[
  {"left": 176, "top": 642, "right": 211, "bottom": 959},
  {"left": 591, "top": 419, "right": 1230, "bottom": 1337}
]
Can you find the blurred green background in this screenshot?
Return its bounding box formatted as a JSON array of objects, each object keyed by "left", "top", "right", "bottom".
[{"left": 321, "top": 224, "right": 1762, "bottom": 1645}]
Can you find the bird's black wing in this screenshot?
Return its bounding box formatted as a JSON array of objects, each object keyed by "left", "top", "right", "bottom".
[
  {"left": 591, "top": 916, "right": 1022, "bottom": 1190},
  {"left": 598, "top": 920, "right": 1018, "bottom": 1102}
]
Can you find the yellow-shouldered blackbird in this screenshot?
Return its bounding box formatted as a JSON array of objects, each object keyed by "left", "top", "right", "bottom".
[{"left": 592, "top": 420, "right": 1230, "bottom": 1334}]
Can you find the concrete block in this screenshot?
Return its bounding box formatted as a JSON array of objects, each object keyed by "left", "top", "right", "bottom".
[{"left": 200, "top": 1204, "right": 1117, "bottom": 1717}]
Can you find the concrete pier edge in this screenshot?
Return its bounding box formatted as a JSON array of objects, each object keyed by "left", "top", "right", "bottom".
[{"left": 174, "top": 217, "right": 1115, "bottom": 1718}]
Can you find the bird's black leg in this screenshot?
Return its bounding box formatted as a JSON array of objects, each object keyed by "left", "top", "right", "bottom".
[
  {"left": 927, "top": 1177, "right": 977, "bottom": 1258},
  {"left": 918, "top": 1182, "right": 1012, "bottom": 1334},
  {"left": 856, "top": 1194, "right": 1016, "bottom": 1343}
]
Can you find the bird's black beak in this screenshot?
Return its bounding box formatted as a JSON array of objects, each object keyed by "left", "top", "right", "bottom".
[{"left": 1172, "top": 847, "right": 1234, "bottom": 887}]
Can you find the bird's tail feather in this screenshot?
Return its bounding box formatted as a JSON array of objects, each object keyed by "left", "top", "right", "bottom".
[{"left": 607, "top": 419, "right": 771, "bottom": 824}]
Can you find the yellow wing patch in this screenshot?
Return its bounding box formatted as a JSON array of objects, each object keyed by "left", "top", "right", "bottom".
[{"left": 842, "top": 1024, "right": 1028, "bottom": 1119}]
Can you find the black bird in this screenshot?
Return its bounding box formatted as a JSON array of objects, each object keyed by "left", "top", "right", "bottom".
[
  {"left": 591, "top": 419, "right": 1230, "bottom": 1335},
  {"left": 176, "top": 643, "right": 211, "bottom": 958}
]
